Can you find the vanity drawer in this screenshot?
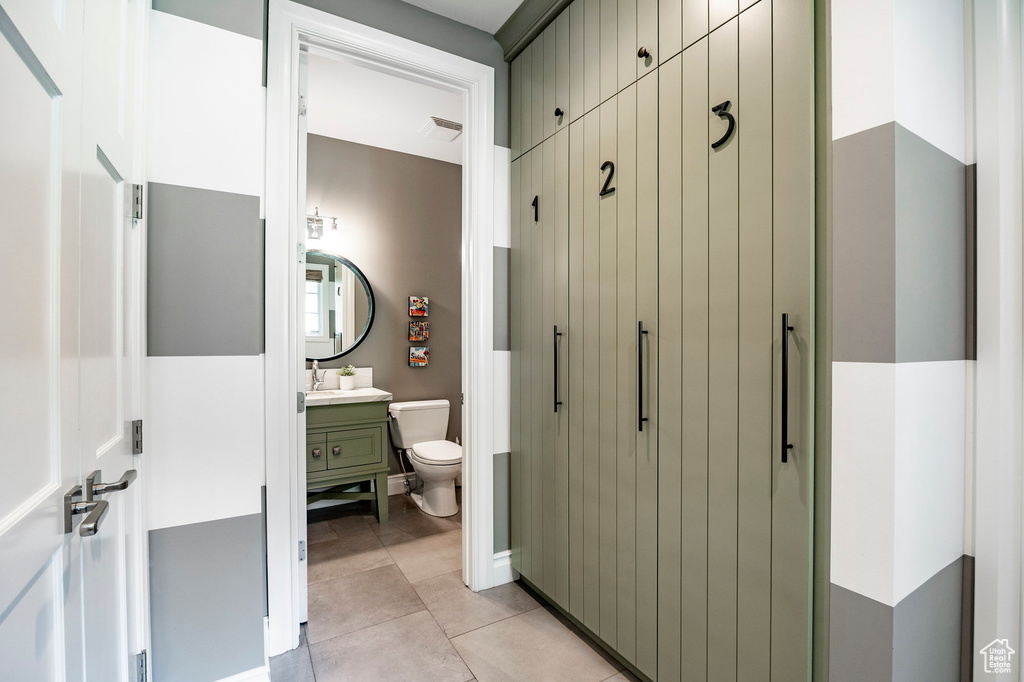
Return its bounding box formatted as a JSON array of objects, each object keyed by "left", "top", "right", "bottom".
[
  {"left": 326, "top": 427, "right": 384, "bottom": 471},
  {"left": 307, "top": 439, "right": 327, "bottom": 473}
]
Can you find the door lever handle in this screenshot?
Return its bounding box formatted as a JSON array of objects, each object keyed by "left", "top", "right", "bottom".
[
  {"left": 63, "top": 484, "right": 110, "bottom": 536},
  {"left": 85, "top": 469, "right": 137, "bottom": 501}
]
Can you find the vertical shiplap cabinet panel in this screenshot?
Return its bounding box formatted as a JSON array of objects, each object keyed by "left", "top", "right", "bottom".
[
  {"left": 530, "top": 146, "right": 546, "bottom": 586},
  {"left": 521, "top": 44, "right": 534, "bottom": 156},
  {"left": 617, "top": 0, "right": 637, "bottom": 91},
  {"left": 543, "top": 25, "right": 559, "bottom": 140},
  {"left": 736, "top": 3, "right": 773, "bottom": 680},
  {"left": 581, "top": 107, "right": 602, "bottom": 635},
  {"left": 553, "top": 128, "right": 571, "bottom": 609},
  {"left": 600, "top": 0, "right": 618, "bottom": 103},
  {"left": 510, "top": 158, "right": 522, "bottom": 573},
  {"left": 567, "top": 118, "right": 586, "bottom": 618},
  {"left": 682, "top": 0, "right": 709, "bottom": 49},
  {"left": 597, "top": 97, "right": 618, "bottom": 648},
  {"left": 583, "top": 0, "right": 603, "bottom": 114},
  {"left": 740, "top": 0, "right": 758, "bottom": 9},
  {"left": 637, "top": 0, "right": 659, "bottom": 76},
  {"left": 660, "top": 0, "right": 682, "bottom": 62},
  {"left": 540, "top": 136, "right": 557, "bottom": 598},
  {"left": 657, "top": 53, "right": 683, "bottom": 682},
  {"left": 679, "top": 38, "right": 710, "bottom": 682},
  {"left": 556, "top": 12, "right": 571, "bottom": 128},
  {"left": 517, "top": 150, "right": 534, "bottom": 581},
  {"left": 771, "top": 0, "right": 814, "bottom": 677},
  {"left": 569, "top": 0, "right": 587, "bottom": 122},
  {"left": 709, "top": 0, "right": 739, "bottom": 31},
  {"left": 706, "top": 18, "right": 740, "bottom": 682},
  {"left": 512, "top": 56, "right": 522, "bottom": 158},
  {"left": 532, "top": 37, "right": 546, "bottom": 149},
  {"left": 634, "top": 68, "right": 659, "bottom": 681},
  {"left": 614, "top": 84, "right": 638, "bottom": 665}
]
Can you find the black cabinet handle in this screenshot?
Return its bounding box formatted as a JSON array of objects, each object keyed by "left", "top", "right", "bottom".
[
  {"left": 637, "top": 47, "right": 650, "bottom": 59},
  {"left": 554, "top": 325, "right": 563, "bottom": 413},
  {"left": 555, "top": 107, "right": 564, "bottom": 118},
  {"left": 781, "top": 314, "right": 794, "bottom": 462},
  {"left": 638, "top": 321, "right": 649, "bottom": 432}
]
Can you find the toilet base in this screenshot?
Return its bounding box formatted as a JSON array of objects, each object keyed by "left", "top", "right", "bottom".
[{"left": 410, "top": 479, "right": 459, "bottom": 517}]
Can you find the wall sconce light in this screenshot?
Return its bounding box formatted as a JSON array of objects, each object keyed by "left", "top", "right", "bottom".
[{"left": 306, "top": 207, "right": 338, "bottom": 240}]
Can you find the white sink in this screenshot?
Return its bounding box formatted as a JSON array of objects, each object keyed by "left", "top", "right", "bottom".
[{"left": 305, "top": 387, "right": 392, "bottom": 407}]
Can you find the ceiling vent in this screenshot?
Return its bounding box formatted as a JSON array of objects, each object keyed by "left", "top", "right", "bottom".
[{"left": 419, "top": 116, "right": 463, "bottom": 142}]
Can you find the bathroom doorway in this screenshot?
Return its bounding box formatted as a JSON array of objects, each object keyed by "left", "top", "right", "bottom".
[{"left": 264, "top": 0, "right": 502, "bottom": 656}]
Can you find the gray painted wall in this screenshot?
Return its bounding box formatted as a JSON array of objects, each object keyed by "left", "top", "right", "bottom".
[
  {"left": 152, "top": 0, "right": 264, "bottom": 40},
  {"left": 147, "top": 183, "right": 264, "bottom": 357},
  {"left": 293, "top": 0, "right": 510, "bottom": 148},
  {"left": 306, "top": 135, "right": 462, "bottom": 474},
  {"left": 829, "top": 557, "right": 965, "bottom": 682},
  {"left": 833, "top": 122, "right": 968, "bottom": 364},
  {"left": 493, "top": 452, "right": 510, "bottom": 552},
  {"left": 149, "top": 514, "right": 266, "bottom": 682},
  {"left": 494, "top": 247, "right": 510, "bottom": 351}
]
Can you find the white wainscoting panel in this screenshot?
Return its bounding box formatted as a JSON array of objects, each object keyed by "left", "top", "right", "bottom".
[
  {"left": 831, "top": 0, "right": 896, "bottom": 142},
  {"left": 894, "top": 0, "right": 966, "bottom": 163},
  {"left": 148, "top": 11, "right": 265, "bottom": 198},
  {"left": 492, "top": 350, "right": 511, "bottom": 455},
  {"left": 146, "top": 356, "right": 265, "bottom": 530},
  {"left": 893, "top": 360, "right": 967, "bottom": 603},
  {"left": 494, "top": 146, "right": 511, "bottom": 248},
  {"left": 831, "top": 361, "right": 897, "bottom": 605}
]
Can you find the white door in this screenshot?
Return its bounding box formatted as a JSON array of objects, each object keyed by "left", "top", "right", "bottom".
[
  {"left": 0, "top": 0, "right": 148, "bottom": 679},
  {"left": 297, "top": 51, "right": 310, "bottom": 623}
]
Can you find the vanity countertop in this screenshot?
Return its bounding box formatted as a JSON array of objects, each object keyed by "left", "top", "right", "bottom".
[{"left": 305, "top": 387, "right": 393, "bottom": 407}]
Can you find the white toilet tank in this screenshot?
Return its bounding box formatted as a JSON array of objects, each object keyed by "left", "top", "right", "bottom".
[{"left": 388, "top": 399, "right": 450, "bottom": 448}]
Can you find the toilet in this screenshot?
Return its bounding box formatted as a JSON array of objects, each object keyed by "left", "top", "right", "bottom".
[{"left": 388, "top": 399, "right": 462, "bottom": 517}]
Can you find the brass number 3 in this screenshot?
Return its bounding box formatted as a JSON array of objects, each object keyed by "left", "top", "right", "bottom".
[{"left": 711, "top": 100, "right": 735, "bottom": 149}]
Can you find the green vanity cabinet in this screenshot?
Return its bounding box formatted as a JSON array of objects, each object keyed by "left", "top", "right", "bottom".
[{"left": 305, "top": 400, "right": 390, "bottom": 523}]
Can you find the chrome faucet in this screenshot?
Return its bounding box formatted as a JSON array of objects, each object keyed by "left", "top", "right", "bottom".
[{"left": 311, "top": 360, "right": 325, "bottom": 391}]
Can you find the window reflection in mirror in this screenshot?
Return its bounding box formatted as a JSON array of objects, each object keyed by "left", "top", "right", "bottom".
[{"left": 304, "top": 251, "right": 375, "bottom": 360}]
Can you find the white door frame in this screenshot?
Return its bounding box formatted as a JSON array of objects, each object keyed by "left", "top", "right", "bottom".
[{"left": 265, "top": 0, "right": 497, "bottom": 655}]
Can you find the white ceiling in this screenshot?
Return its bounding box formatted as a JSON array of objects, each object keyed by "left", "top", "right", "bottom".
[
  {"left": 399, "top": 0, "right": 523, "bottom": 34},
  {"left": 306, "top": 53, "right": 465, "bottom": 165}
]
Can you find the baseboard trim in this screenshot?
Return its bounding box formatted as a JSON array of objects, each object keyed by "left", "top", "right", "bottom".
[
  {"left": 215, "top": 665, "right": 271, "bottom": 682},
  {"left": 493, "top": 549, "right": 518, "bottom": 585},
  {"left": 388, "top": 472, "right": 417, "bottom": 496}
]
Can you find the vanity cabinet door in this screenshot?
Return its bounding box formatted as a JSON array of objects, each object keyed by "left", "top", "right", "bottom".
[
  {"left": 307, "top": 433, "right": 327, "bottom": 473},
  {"left": 326, "top": 426, "right": 384, "bottom": 471}
]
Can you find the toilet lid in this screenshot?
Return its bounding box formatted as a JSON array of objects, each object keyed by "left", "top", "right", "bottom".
[{"left": 411, "top": 440, "right": 462, "bottom": 464}]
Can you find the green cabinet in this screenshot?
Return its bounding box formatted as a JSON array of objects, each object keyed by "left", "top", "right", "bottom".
[
  {"left": 305, "top": 400, "right": 390, "bottom": 523},
  {"left": 510, "top": 0, "right": 815, "bottom": 680}
]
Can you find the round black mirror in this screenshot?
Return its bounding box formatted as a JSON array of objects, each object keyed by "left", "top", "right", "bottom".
[{"left": 304, "top": 250, "right": 375, "bottom": 361}]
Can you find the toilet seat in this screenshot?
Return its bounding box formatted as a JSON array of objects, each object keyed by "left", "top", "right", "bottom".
[{"left": 411, "top": 440, "right": 462, "bottom": 465}]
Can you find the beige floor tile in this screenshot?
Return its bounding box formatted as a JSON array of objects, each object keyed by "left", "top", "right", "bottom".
[
  {"left": 307, "top": 532, "right": 393, "bottom": 584},
  {"left": 306, "top": 565, "right": 424, "bottom": 645},
  {"left": 306, "top": 520, "right": 339, "bottom": 546},
  {"left": 450, "top": 608, "right": 619, "bottom": 682},
  {"left": 327, "top": 514, "right": 374, "bottom": 538},
  {"left": 414, "top": 571, "right": 539, "bottom": 638},
  {"left": 602, "top": 672, "right": 641, "bottom": 681},
  {"left": 385, "top": 529, "right": 462, "bottom": 583},
  {"left": 309, "top": 610, "right": 473, "bottom": 682},
  {"left": 367, "top": 494, "right": 459, "bottom": 545}
]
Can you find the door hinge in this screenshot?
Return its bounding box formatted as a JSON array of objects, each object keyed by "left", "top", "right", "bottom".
[
  {"left": 299, "top": 95, "right": 307, "bottom": 117},
  {"left": 132, "top": 419, "right": 143, "bottom": 454},
  {"left": 297, "top": 392, "right": 305, "bottom": 414},
  {"left": 461, "top": 393, "right": 465, "bottom": 405},
  {"left": 135, "top": 650, "right": 147, "bottom": 682},
  {"left": 298, "top": 540, "right": 306, "bottom": 562},
  {"left": 131, "top": 184, "right": 144, "bottom": 220}
]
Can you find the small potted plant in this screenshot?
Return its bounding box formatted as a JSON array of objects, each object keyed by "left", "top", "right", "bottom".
[{"left": 336, "top": 365, "right": 357, "bottom": 390}]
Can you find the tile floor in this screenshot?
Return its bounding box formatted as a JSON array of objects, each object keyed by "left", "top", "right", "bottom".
[{"left": 270, "top": 492, "right": 636, "bottom": 682}]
